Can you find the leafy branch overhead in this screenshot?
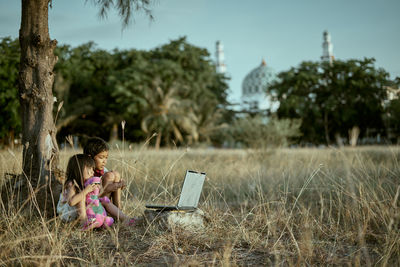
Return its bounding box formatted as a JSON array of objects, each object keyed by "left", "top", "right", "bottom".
[{"left": 86, "top": 0, "right": 154, "bottom": 27}]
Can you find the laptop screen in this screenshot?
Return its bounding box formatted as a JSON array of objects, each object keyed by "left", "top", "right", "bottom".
[{"left": 177, "top": 170, "right": 206, "bottom": 208}]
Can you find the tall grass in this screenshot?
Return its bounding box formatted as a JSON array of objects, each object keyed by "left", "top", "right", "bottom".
[{"left": 0, "top": 146, "right": 399, "bottom": 265}]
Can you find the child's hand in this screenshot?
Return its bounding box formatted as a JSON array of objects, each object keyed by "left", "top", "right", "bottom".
[
  {"left": 84, "top": 183, "right": 99, "bottom": 194},
  {"left": 119, "top": 180, "right": 126, "bottom": 190},
  {"left": 101, "top": 180, "right": 125, "bottom": 194}
]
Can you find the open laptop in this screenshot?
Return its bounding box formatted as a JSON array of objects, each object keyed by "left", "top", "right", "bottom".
[{"left": 145, "top": 170, "right": 206, "bottom": 211}]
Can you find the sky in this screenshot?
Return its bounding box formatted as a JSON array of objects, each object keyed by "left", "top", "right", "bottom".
[{"left": 1, "top": 0, "right": 399, "bottom": 104}]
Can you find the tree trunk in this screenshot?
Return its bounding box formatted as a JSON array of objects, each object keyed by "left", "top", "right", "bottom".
[
  {"left": 155, "top": 132, "right": 162, "bottom": 150},
  {"left": 18, "top": 0, "right": 61, "bottom": 216},
  {"left": 349, "top": 126, "right": 360, "bottom": 147},
  {"left": 8, "top": 129, "right": 15, "bottom": 149},
  {"left": 324, "top": 111, "right": 331, "bottom": 145},
  {"left": 110, "top": 123, "right": 118, "bottom": 142}
]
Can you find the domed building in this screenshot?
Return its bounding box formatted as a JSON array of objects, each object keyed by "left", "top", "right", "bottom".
[{"left": 241, "top": 59, "right": 277, "bottom": 111}]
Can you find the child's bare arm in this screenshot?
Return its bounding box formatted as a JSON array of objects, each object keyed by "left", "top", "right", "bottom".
[
  {"left": 68, "top": 184, "right": 98, "bottom": 207},
  {"left": 99, "top": 180, "right": 126, "bottom": 197}
]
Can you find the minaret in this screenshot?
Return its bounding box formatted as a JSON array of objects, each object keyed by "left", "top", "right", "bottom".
[
  {"left": 215, "top": 41, "right": 226, "bottom": 74},
  {"left": 321, "top": 31, "right": 334, "bottom": 64}
]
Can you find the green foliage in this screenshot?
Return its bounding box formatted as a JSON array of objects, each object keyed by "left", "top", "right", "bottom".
[
  {"left": 230, "top": 115, "right": 302, "bottom": 148},
  {"left": 88, "top": 0, "right": 154, "bottom": 28},
  {"left": 385, "top": 98, "right": 400, "bottom": 137},
  {"left": 270, "top": 58, "right": 392, "bottom": 144},
  {"left": 54, "top": 43, "right": 116, "bottom": 140},
  {"left": 383, "top": 77, "right": 400, "bottom": 142},
  {"left": 53, "top": 37, "right": 231, "bottom": 147},
  {"left": 110, "top": 37, "right": 230, "bottom": 147},
  {"left": 4, "top": 35, "right": 396, "bottom": 148},
  {"left": 0, "top": 37, "right": 21, "bottom": 145}
]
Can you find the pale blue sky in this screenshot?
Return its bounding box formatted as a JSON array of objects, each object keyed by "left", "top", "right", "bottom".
[{"left": 1, "top": 0, "right": 399, "bottom": 104}]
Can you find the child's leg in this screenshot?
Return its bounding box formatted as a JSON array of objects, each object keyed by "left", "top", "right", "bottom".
[
  {"left": 102, "top": 202, "right": 141, "bottom": 226},
  {"left": 102, "top": 201, "right": 129, "bottom": 221},
  {"left": 102, "top": 171, "right": 122, "bottom": 209},
  {"left": 111, "top": 171, "right": 122, "bottom": 208},
  {"left": 101, "top": 172, "right": 113, "bottom": 199}
]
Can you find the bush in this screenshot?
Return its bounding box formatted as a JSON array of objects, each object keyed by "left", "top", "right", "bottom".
[{"left": 230, "top": 115, "right": 301, "bottom": 148}]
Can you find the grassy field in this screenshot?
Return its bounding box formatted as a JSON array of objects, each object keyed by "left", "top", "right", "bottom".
[{"left": 0, "top": 146, "right": 399, "bottom": 266}]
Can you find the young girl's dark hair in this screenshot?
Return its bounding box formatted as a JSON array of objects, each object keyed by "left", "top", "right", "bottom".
[
  {"left": 65, "top": 154, "right": 95, "bottom": 191},
  {"left": 83, "top": 137, "right": 109, "bottom": 157}
]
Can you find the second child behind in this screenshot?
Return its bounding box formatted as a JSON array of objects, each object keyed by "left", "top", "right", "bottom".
[{"left": 83, "top": 137, "right": 125, "bottom": 209}]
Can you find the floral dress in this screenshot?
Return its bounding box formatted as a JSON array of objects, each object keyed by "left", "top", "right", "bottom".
[
  {"left": 57, "top": 183, "right": 78, "bottom": 222},
  {"left": 83, "top": 176, "right": 114, "bottom": 230}
]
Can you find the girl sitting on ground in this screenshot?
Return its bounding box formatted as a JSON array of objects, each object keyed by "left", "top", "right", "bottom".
[{"left": 57, "top": 154, "right": 136, "bottom": 229}]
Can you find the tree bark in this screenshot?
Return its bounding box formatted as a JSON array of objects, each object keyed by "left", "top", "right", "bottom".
[
  {"left": 110, "top": 123, "right": 118, "bottom": 142},
  {"left": 324, "top": 111, "right": 331, "bottom": 145},
  {"left": 155, "top": 132, "right": 161, "bottom": 150},
  {"left": 18, "top": 0, "right": 61, "bottom": 216}
]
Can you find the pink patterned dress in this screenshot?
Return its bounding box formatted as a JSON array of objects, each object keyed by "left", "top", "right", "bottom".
[{"left": 83, "top": 176, "right": 114, "bottom": 230}]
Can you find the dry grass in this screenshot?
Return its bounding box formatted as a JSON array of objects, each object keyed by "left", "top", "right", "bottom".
[{"left": 1, "top": 146, "right": 400, "bottom": 266}]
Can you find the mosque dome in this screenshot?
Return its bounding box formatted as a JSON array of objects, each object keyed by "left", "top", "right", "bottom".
[{"left": 241, "top": 59, "right": 277, "bottom": 110}]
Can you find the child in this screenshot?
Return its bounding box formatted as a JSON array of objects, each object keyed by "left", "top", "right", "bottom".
[
  {"left": 57, "top": 154, "right": 91, "bottom": 223},
  {"left": 82, "top": 171, "right": 114, "bottom": 230},
  {"left": 57, "top": 154, "right": 135, "bottom": 229},
  {"left": 83, "top": 137, "right": 125, "bottom": 209}
]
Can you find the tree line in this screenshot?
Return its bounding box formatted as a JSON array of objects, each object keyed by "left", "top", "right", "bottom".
[
  {"left": 0, "top": 36, "right": 235, "bottom": 148},
  {"left": 269, "top": 59, "right": 400, "bottom": 145},
  {"left": 1, "top": 36, "right": 399, "bottom": 148},
  {"left": 53, "top": 37, "right": 232, "bottom": 149}
]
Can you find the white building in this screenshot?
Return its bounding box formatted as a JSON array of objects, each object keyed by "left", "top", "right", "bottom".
[
  {"left": 321, "top": 30, "right": 334, "bottom": 64},
  {"left": 241, "top": 59, "right": 277, "bottom": 112},
  {"left": 215, "top": 41, "right": 226, "bottom": 74},
  {"left": 223, "top": 31, "right": 334, "bottom": 113}
]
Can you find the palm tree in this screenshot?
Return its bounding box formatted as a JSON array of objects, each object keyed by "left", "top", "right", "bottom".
[
  {"left": 189, "top": 99, "right": 228, "bottom": 144},
  {"left": 140, "top": 80, "right": 192, "bottom": 149}
]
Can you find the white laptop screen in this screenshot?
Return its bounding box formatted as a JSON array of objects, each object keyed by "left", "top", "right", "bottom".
[{"left": 177, "top": 170, "right": 206, "bottom": 208}]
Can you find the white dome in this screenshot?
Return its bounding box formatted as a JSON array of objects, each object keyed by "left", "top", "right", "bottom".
[{"left": 241, "top": 59, "right": 277, "bottom": 110}]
